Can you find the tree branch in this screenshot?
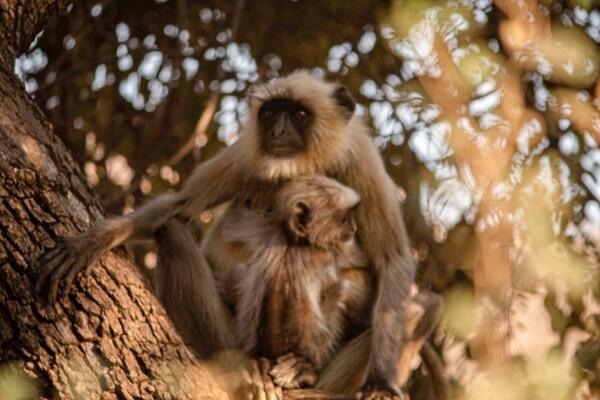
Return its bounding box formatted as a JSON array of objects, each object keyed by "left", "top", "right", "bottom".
[{"left": 284, "top": 389, "right": 354, "bottom": 400}]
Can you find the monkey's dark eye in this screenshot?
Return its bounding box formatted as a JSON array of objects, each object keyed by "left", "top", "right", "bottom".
[
  {"left": 263, "top": 110, "right": 274, "bottom": 119},
  {"left": 294, "top": 110, "right": 307, "bottom": 120},
  {"left": 341, "top": 210, "right": 356, "bottom": 227}
]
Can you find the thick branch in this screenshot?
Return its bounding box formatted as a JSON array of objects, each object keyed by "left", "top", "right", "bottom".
[{"left": 284, "top": 389, "right": 353, "bottom": 399}]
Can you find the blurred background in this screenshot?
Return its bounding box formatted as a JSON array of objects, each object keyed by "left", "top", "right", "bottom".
[{"left": 12, "top": 0, "right": 600, "bottom": 398}]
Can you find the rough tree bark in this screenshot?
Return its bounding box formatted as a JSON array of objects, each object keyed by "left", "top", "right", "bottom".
[{"left": 0, "top": 2, "right": 228, "bottom": 399}]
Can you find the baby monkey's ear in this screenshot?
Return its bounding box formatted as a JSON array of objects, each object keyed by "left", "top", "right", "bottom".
[
  {"left": 333, "top": 85, "right": 356, "bottom": 121},
  {"left": 289, "top": 201, "right": 311, "bottom": 239}
]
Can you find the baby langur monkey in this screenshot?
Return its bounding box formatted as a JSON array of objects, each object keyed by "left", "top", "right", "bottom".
[{"left": 221, "top": 176, "right": 371, "bottom": 389}]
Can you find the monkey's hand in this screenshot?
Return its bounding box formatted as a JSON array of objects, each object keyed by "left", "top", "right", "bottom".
[
  {"left": 35, "top": 231, "right": 108, "bottom": 303},
  {"left": 241, "top": 358, "right": 283, "bottom": 400},
  {"left": 269, "top": 353, "right": 317, "bottom": 389}
]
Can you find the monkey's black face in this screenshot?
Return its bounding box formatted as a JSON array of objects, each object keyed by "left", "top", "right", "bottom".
[{"left": 258, "top": 98, "right": 314, "bottom": 157}]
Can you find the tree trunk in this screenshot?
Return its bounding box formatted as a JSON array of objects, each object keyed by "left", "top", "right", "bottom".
[{"left": 0, "top": 2, "right": 228, "bottom": 399}]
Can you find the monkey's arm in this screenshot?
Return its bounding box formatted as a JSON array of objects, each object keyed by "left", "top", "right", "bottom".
[
  {"left": 338, "top": 131, "right": 415, "bottom": 397},
  {"left": 155, "top": 219, "right": 236, "bottom": 356},
  {"left": 36, "top": 141, "right": 246, "bottom": 301}
]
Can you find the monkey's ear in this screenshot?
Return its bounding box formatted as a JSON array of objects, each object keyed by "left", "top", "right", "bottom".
[
  {"left": 289, "top": 201, "right": 311, "bottom": 238},
  {"left": 333, "top": 85, "right": 356, "bottom": 121}
]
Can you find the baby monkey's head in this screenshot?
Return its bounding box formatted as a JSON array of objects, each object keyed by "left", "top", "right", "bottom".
[{"left": 275, "top": 176, "right": 360, "bottom": 249}]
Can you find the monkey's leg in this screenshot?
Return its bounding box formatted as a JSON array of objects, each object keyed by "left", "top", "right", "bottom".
[
  {"left": 395, "top": 291, "right": 443, "bottom": 387},
  {"left": 240, "top": 358, "right": 283, "bottom": 400},
  {"left": 420, "top": 342, "right": 450, "bottom": 400},
  {"left": 155, "top": 218, "right": 236, "bottom": 357},
  {"left": 316, "top": 291, "right": 446, "bottom": 399},
  {"left": 269, "top": 353, "right": 317, "bottom": 389},
  {"left": 315, "top": 331, "right": 371, "bottom": 395},
  {"left": 402, "top": 291, "right": 449, "bottom": 400},
  {"left": 372, "top": 291, "right": 448, "bottom": 400}
]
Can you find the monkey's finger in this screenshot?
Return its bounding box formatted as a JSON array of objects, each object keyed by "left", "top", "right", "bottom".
[
  {"left": 269, "top": 359, "right": 296, "bottom": 378},
  {"left": 253, "top": 383, "right": 266, "bottom": 400},
  {"left": 275, "top": 353, "right": 296, "bottom": 364},
  {"left": 294, "top": 368, "right": 317, "bottom": 388},
  {"left": 271, "top": 373, "right": 293, "bottom": 390},
  {"left": 271, "top": 355, "right": 316, "bottom": 389},
  {"left": 290, "top": 359, "right": 316, "bottom": 382},
  {"left": 62, "top": 255, "right": 93, "bottom": 299},
  {"left": 263, "top": 382, "right": 279, "bottom": 400},
  {"left": 258, "top": 358, "right": 275, "bottom": 400},
  {"left": 249, "top": 360, "right": 266, "bottom": 400},
  {"left": 274, "top": 385, "right": 282, "bottom": 400},
  {"left": 287, "top": 365, "right": 314, "bottom": 388},
  {"left": 35, "top": 247, "right": 68, "bottom": 296},
  {"left": 35, "top": 247, "right": 65, "bottom": 289},
  {"left": 47, "top": 256, "right": 78, "bottom": 303},
  {"left": 258, "top": 358, "right": 271, "bottom": 374},
  {"left": 234, "top": 373, "right": 251, "bottom": 400},
  {"left": 295, "top": 359, "right": 315, "bottom": 374},
  {"left": 270, "top": 354, "right": 305, "bottom": 378},
  {"left": 259, "top": 358, "right": 280, "bottom": 400},
  {"left": 269, "top": 366, "right": 296, "bottom": 388}
]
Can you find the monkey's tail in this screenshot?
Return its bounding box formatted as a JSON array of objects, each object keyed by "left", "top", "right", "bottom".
[{"left": 420, "top": 342, "right": 451, "bottom": 400}]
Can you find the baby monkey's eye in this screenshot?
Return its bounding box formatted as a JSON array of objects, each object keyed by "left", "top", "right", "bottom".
[
  {"left": 264, "top": 110, "right": 274, "bottom": 119},
  {"left": 341, "top": 212, "right": 352, "bottom": 224}
]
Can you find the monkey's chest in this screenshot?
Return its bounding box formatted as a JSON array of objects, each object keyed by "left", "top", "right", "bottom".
[
  {"left": 259, "top": 267, "right": 342, "bottom": 367},
  {"left": 236, "top": 179, "right": 284, "bottom": 212}
]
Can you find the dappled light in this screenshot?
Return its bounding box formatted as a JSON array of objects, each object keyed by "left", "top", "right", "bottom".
[
  {"left": 381, "top": 0, "right": 600, "bottom": 398},
  {"left": 3, "top": 0, "right": 600, "bottom": 399}
]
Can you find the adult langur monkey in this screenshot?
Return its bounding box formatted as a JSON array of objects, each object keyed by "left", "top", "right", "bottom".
[{"left": 37, "top": 71, "right": 444, "bottom": 399}]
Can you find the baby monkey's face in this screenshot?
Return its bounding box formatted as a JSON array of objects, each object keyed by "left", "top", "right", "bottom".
[
  {"left": 313, "top": 203, "right": 358, "bottom": 247},
  {"left": 276, "top": 176, "right": 361, "bottom": 250}
]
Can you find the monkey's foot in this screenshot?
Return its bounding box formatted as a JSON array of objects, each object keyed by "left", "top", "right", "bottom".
[
  {"left": 269, "top": 353, "right": 317, "bottom": 389},
  {"left": 242, "top": 358, "right": 283, "bottom": 400}
]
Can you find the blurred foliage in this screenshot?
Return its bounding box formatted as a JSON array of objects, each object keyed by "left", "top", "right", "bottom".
[
  {"left": 13, "top": 0, "right": 600, "bottom": 398},
  {"left": 0, "top": 364, "right": 38, "bottom": 400}
]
